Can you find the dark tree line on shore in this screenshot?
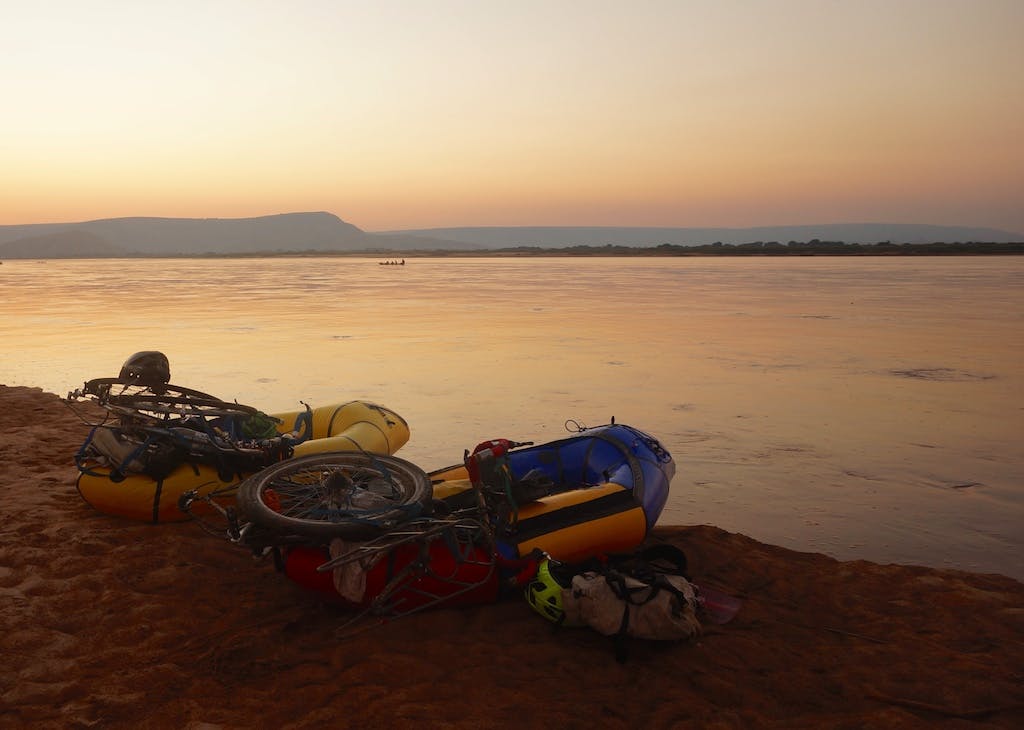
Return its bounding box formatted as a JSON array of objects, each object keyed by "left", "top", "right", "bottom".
[
  {"left": 110, "top": 239, "right": 1023, "bottom": 259},
  {"left": 481, "top": 240, "right": 1024, "bottom": 257}
]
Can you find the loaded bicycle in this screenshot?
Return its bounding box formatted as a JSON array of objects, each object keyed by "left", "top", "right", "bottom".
[{"left": 65, "top": 351, "right": 409, "bottom": 523}]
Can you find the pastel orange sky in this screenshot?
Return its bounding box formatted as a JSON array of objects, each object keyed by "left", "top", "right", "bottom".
[{"left": 2, "top": 1, "right": 1022, "bottom": 233}]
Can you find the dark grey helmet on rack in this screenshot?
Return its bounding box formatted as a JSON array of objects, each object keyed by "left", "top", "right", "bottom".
[{"left": 119, "top": 351, "right": 171, "bottom": 385}]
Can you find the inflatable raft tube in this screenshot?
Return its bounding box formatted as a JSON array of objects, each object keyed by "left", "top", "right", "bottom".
[
  {"left": 75, "top": 400, "right": 410, "bottom": 523},
  {"left": 429, "top": 423, "right": 675, "bottom": 563}
]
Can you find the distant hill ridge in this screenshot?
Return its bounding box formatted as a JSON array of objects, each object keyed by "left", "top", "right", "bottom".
[
  {"left": 0, "top": 213, "right": 1019, "bottom": 258},
  {"left": 0, "top": 212, "right": 380, "bottom": 257}
]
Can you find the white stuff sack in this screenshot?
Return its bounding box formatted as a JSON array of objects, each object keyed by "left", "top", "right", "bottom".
[{"left": 563, "top": 571, "right": 701, "bottom": 641}]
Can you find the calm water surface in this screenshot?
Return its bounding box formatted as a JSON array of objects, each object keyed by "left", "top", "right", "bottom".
[{"left": 3, "top": 256, "right": 1022, "bottom": 579}]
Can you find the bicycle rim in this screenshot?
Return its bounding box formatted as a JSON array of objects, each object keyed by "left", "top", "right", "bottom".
[{"left": 237, "top": 452, "right": 432, "bottom": 541}]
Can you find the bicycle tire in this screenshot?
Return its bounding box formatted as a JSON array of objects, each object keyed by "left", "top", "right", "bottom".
[
  {"left": 237, "top": 452, "right": 433, "bottom": 541},
  {"left": 81, "top": 379, "right": 263, "bottom": 419},
  {"left": 106, "top": 393, "right": 261, "bottom": 417}
]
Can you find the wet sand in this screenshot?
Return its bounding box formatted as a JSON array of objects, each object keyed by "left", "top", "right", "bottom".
[{"left": 1, "top": 384, "right": 1022, "bottom": 729}]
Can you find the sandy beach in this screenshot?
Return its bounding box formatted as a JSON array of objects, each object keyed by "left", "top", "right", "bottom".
[{"left": 1, "top": 384, "right": 1022, "bottom": 729}]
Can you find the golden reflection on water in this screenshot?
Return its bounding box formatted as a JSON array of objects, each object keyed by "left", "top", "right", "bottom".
[{"left": 2, "top": 256, "right": 1022, "bottom": 577}]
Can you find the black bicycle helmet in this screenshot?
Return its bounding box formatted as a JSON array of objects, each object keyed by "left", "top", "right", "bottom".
[{"left": 119, "top": 351, "right": 171, "bottom": 384}]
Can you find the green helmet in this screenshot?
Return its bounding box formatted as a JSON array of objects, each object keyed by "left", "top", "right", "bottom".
[{"left": 525, "top": 558, "right": 571, "bottom": 624}]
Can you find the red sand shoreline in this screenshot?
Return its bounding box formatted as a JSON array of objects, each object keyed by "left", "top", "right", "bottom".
[{"left": 2, "top": 385, "right": 1022, "bottom": 729}]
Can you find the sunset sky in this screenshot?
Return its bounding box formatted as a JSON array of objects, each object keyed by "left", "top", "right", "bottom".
[{"left": 2, "top": 0, "right": 1021, "bottom": 233}]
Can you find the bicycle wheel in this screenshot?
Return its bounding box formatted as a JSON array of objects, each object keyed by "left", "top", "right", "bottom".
[
  {"left": 237, "top": 452, "right": 432, "bottom": 541},
  {"left": 79, "top": 378, "right": 263, "bottom": 420},
  {"left": 106, "top": 391, "right": 261, "bottom": 419}
]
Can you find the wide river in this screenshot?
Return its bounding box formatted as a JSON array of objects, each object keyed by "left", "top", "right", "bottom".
[{"left": 2, "top": 256, "right": 1022, "bottom": 579}]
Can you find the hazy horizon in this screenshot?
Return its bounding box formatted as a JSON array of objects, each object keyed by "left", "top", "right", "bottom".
[
  {"left": 4, "top": 211, "right": 1024, "bottom": 238},
  {"left": 2, "top": 1, "right": 1022, "bottom": 233}
]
